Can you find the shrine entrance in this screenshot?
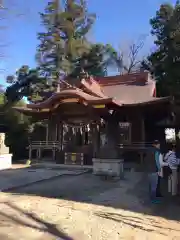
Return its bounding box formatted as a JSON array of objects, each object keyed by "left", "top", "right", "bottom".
[{"left": 61, "top": 122, "right": 94, "bottom": 165}]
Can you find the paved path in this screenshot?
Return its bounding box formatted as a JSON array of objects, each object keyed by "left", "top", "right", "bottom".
[
  {"left": 0, "top": 171, "right": 180, "bottom": 239},
  {"left": 0, "top": 167, "right": 88, "bottom": 191}
]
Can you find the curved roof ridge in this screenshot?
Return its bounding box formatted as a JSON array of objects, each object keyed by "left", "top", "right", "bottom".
[
  {"left": 27, "top": 88, "right": 112, "bottom": 109},
  {"left": 80, "top": 77, "right": 106, "bottom": 98}
]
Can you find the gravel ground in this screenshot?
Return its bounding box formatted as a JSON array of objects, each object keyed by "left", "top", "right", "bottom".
[{"left": 0, "top": 172, "right": 180, "bottom": 240}]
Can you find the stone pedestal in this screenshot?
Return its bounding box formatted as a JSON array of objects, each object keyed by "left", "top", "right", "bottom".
[
  {"left": 0, "top": 154, "right": 12, "bottom": 170},
  {"left": 92, "top": 158, "right": 124, "bottom": 178},
  {"left": 0, "top": 133, "right": 12, "bottom": 170}
]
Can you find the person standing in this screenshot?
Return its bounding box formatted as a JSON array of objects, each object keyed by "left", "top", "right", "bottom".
[
  {"left": 149, "top": 140, "right": 168, "bottom": 203},
  {"left": 164, "top": 143, "right": 179, "bottom": 196}
]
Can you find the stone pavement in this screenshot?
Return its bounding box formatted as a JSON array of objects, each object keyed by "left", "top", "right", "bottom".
[{"left": 0, "top": 167, "right": 88, "bottom": 191}]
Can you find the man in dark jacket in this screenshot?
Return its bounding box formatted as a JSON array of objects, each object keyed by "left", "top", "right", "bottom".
[{"left": 149, "top": 140, "right": 168, "bottom": 203}]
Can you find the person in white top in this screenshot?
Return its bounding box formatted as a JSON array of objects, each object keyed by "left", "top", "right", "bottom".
[
  {"left": 158, "top": 153, "right": 169, "bottom": 177},
  {"left": 164, "top": 143, "right": 179, "bottom": 196}
]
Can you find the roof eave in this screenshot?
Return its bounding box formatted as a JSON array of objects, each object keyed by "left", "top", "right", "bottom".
[{"left": 120, "top": 96, "right": 171, "bottom": 107}]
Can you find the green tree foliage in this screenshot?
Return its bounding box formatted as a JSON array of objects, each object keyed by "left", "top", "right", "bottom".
[
  {"left": 5, "top": 1, "right": 117, "bottom": 106},
  {"left": 5, "top": 65, "right": 52, "bottom": 104},
  {"left": 0, "top": 92, "right": 30, "bottom": 160},
  {"left": 5, "top": 65, "right": 37, "bottom": 103},
  {"left": 142, "top": 1, "right": 180, "bottom": 97},
  {"left": 36, "top": 0, "right": 96, "bottom": 81},
  {"left": 5, "top": 42, "right": 117, "bottom": 105},
  {"left": 71, "top": 43, "right": 114, "bottom": 77}
]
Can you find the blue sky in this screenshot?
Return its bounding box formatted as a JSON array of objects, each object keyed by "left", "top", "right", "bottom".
[{"left": 0, "top": 0, "right": 177, "bottom": 85}]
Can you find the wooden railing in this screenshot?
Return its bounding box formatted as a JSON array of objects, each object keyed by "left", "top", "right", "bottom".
[
  {"left": 28, "top": 141, "right": 62, "bottom": 160},
  {"left": 28, "top": 141, "right": 154, "bottom": 154},
  {"left": 27, "top": 141, "right": 154, "bottom": 164},
  {"left": 118, "top": 142, "right": 153, "bottom": 150},
  {"left": 118, "top": 142, "right": 154, "bottom": 164},
  {"left": 28, "top": 141, "right": 154, "bottom": 151},
  {"left": 29, "top": 141, "right": 60, "bottom": 149}
]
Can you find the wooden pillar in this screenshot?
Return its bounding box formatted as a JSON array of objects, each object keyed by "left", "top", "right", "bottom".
[
  {"left": 91, "top": 123, "right": 99, "bottom": 157},
  {"left": 52, "top": 142, "right": 56, "bottom": 161},
  {"left": 38, "top": 148, "right": 42, "bottom": 160},
  {"left": 48, "top": 117, "right": 57, "bottom": 141},
  {"left": 54, "top": 123, "right": 59, "bottom": 141},
  {"left": 82, "top": 126, "right": 85, "bottom": 145},
  {"left": 46, "top": 123, "right": 49, "bottom": 143},
  {"left": 37, "top": 142, "right": 42, "bottom": 160},
  {"left": 29, "top": 145, "right": 32, "bottom": 160},
  {"left": 56, "top": 122, "right": 64, "bottom": 164},
  {"left": 141, "top": 117, "right": 145, "bottom": 143},
  {"left": 106, "top": 119, "right": 119, "bottom": 148},
  {"left": 60, "top": 123, "right": 63, "bottom": 151},
  {"left": 140, "top": 116, "right": 145, "bottom": 164},
  {"left": 36, "top": 149, "right": 39, "bottom": 160}
]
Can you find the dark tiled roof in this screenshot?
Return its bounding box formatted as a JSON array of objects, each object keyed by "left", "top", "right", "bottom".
[
  {"left": 13, "top": 72, "right": 171, "bottom": 115},
  {"left": 96, "top": 72, "right": 149, "bottom": 86},
  {"left": 96, "top": 72, "right": 157, "bottom": 104},
  {"left": 102, "top": 81, "right": 156, "bottom": 104}
]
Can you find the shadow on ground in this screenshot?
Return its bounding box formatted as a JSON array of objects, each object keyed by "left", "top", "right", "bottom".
[
  {"left": 95, "top": 211, "right": 180, "bottom": 236},
  {"left": 0, "top": 201, "right": 73, "bottom": 240},
  {"left": 3, "top": 170, "right": 180, "bottom": 223}
]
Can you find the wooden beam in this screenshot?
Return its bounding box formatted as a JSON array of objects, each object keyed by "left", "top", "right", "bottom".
[
  {"left": 93, "top": 104, "right": 105, "bottom": 109},
  {"left": 141, "top": 117, "right": 145, "bottom": 143},
  {"left": 39, "top": 109, "right": 50, "bottom": 112}
]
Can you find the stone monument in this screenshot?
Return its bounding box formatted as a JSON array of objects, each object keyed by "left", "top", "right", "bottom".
[
  {"left": 92, "top": 122, "right": 124, "bottom": 179},
  {"left": 0, "top": 133, "right": 12, "bottom": 170}
]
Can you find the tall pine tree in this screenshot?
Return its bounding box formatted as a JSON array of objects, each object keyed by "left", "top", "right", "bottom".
[
  {"left": 36, "top": 0, "right": 96, "bottom": 85},
  {"left": 5, "top": 0, "right": 97, "bottom": 105},
  {"left": 71, "top": 43, "right": 111, "bottom": 77},
  {"left": 142, "top": 1, "right": 180, "bottom": 98}
]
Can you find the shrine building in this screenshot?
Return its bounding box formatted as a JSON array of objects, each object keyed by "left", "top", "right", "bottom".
[{"left": 13, "top": 71, "right": 171, "bottom": 171}]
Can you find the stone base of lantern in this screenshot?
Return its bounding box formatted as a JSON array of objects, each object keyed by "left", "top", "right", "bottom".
[{"left": 92, "top": 158, "right": 124, "bottom": 178}]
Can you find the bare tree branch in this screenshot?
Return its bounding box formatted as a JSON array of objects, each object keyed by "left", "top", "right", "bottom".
[{"left": 117, "top": 35, "right": 147, "bottom": 74}]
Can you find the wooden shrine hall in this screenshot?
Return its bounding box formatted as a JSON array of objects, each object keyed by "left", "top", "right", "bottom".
[{"left": 14, "top": 71, "right": 172, "bottom": 168}]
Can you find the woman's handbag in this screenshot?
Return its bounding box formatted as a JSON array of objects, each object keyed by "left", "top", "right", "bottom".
[{"left": 163, "top": 166, "right": 172, "bottom": 179}]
